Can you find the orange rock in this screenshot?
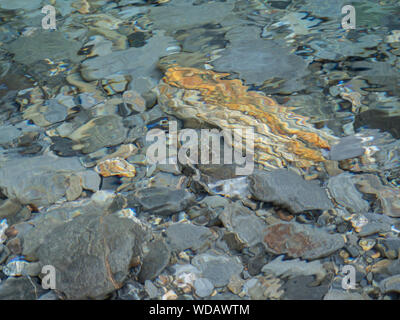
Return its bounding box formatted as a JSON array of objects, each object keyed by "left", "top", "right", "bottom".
[
  {"left": 157, "top": 67, "right": 337, "bottom": 170},
  {"left": 95, "top": 158, "right": 136, "bottom": 178}
]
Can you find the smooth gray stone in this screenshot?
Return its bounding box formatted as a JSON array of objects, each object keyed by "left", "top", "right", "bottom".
[
  {"left": 35, "top": 210, "right": 150, "bottom": 299},
  {"left": 132, "top": 187, "right": 195, "bottom": 216},
  {"left": 166, "top": 223, "right": 213, "bottom": 252},
  {"left": 16, "top": 193, "right": 115, "bottom": 259},
  {"left": 194, "top": 278, "right": 214, "bottom": 298},
  {"left": 261, "top": 256, "right": 327, "bottom": 280},
  {"left": 138, "top": 238, "right": 170, "bottom": 282},
  {"left": 0, "top": 125, "right": 20, "bottom": 145},
  {"left": 219, "top": 202, "right": 267, "bottom": 247},
  {"left": 357, "top": 212, "right": 393, "bottom": 236},
  {"left": 282, "top": 275, "right": 329, "bottom": 300},
  {"left": 67, "top": 115, "right": 127, "bottom": 154},
  {"left": 0, "top": 277, "right": 45, "bottom": 300},
  {"left": 144, "top": 280, "right": 159, "bottom": 299},
  {"left": 191, "top": 251, "right": 243, "bottom": 288},
  {"left": 248, "top": 169, "right": 332, "bottom": 213},
  {"left": 0, "top": 154, "right": 98, "bottom": 207},
  {"left": 81, "top": 31, "right": 177, "bottom": 81},
  {"left": 328, "top": 136, "right": 365, "bottom": 161},
  {"left": 327, "top": 173, "right": 370, "bottom": 213},
  {"left": 6, "top": 30, "right": 83, "bottom": 65}
]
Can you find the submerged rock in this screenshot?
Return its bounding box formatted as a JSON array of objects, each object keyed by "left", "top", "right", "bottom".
[
  {"left": 283, "top": 275, "right": 329, "bottom": 300},
  {"left": 213, "top": 39, "right": 310, "bottom": 91},
  {"left": 191, "top": 251, "right": 243, "bottom": 288},
  {"left": 6, "top": 30, "right": 83, "bottom": 65},
  {"left": 328, "top": 136, "right": 365, "bottom": 161},
  {"left": 354, "top": 174, "right": 400, "bottom": 218},
  {"left": 35, "top": 210, "right": 150, "bottom": 299},
  {"left": 327, "top": 173, "right": 370, "bottom": 214},
  {"left": 67, "top": 115, "right": 127, "bottom": 154},
  {"left": 0, "top": 154, "right": 100, "bottom": 207},
  {"left": 166, "top": 222, "right": 214, "bottom": 252},
  {"left": 138, "top": 238, "right": 170, "bottom": 282},
  {"left": 262, "top": 222, "right": 345, "bottom": 260},
  {"left": 81, "top": 31, "right": 177, "bottom": 82},
  {"left": 130, "top": 187, "right": 195, "bottom": 216},
  {"left": 158, "top": 67, "right": 336, "bottom": 172},
  {"left": 248, "top": 169, "right": 332, "bottom": 213},
  {"left": 148, "top": 0, "right": 235, "bottom": 32},
  {"left": 219, "top": 202, "right": 267, "bottom": 247},
  {"left": 262, "top": 256, "right": 327, "bottom": 281},
  {"left": 0, "top": 277, "right": 45, "bottom": 300}
]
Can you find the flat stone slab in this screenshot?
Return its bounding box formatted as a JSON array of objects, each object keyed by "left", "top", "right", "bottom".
[
  {"left": 130, "top": 187, "right": 195, "bottom": 216},
  {"left": 262, "top": 222, "right": 345, "bottom": 260},
  {"left": 328, "top": 135, "right": 365, "bottom": 161},
  {"left": 219, "top": 202, "right": 267, "bottom": 247},
  {"left": 0, "top": 154, "right": 100, "bottom": 207},
  {"left": 248, "top": 169, "right": 332, "bottom": 213},
  {"left": 327, "top": 173, "right": 370, "bottom": 214},
  {"left": 191, "top": 251, "right": 243, "bottom": 288},
  {"left": 166, "top": 223, "right": 214, "bottom": 252},
  {"left": 36, "top": 210, "right": 150, "bottom": 299}
]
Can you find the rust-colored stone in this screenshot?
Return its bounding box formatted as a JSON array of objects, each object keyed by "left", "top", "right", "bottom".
[
  {"left": 262, "top": 222, "right": 345, "bottom": 260},
  {"left": 95, "top": 158, "right": 136, "bottom": 178}
]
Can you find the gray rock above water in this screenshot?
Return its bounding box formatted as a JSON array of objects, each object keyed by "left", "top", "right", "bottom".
[{"left": 248, "top": 169, "right": 332, "bottom": 213}]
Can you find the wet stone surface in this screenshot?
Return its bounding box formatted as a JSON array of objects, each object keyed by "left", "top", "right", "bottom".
[
  {"left": 262, "top": 222, "right": 345, "bottom": 260},
  {"left": 248, "top": 169, "right": 333, "bottom": 213}
]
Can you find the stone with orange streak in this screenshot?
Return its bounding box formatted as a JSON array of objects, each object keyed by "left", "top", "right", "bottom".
[
  {"left": 157, "top": 67, "right": 338, "bottom": 171},
  {"left": 95, "top": 158, "right": 136, "bottom": 178}
]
